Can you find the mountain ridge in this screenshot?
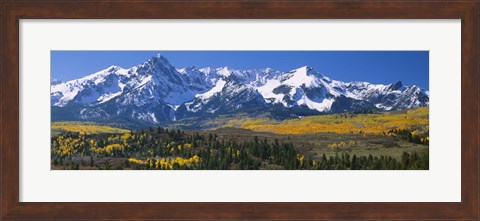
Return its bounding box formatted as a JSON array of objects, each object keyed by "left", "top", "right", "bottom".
[{"left": 51, "top": 54, "right": 429, "bottom": 125}]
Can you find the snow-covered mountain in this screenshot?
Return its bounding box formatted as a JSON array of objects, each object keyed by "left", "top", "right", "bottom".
[{"left": 51, "top": 54, "right": 429, "bottom": 124}]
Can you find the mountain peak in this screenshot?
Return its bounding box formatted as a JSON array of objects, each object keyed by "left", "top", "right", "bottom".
[
  {"left": 140, "top": 53, "right": 176, "bottom": 72},
  {"left": 389, "top": 81, "right": 403, "bottom": 90},
  {"left": 291, "top": 66, "right": 324, "bottom": 78},
  {"left": 148, "top": 53, "right": 171, "bottom": 64},
  {"left": 295, "top": 66, "right": 312, "bottom": 71},
  {"left": 287, "top": 66, "right": 311, "bottom": 75},
  {"left": 154, "top": 53, "right": 165, "bottom": 59},
  {"left": 106, "top": 65, "right": 122, "bottom": 71},
  {"left": 216, "top": 66, "right": 232, "bottom": 77}
]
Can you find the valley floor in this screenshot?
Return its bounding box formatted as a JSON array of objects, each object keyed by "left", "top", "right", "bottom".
[{"left": 51, "top": 107, "right": 429, "bottom": 170}]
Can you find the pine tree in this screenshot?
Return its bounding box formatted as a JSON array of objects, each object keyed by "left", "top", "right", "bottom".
[
  {"left": 351, "top": 155, "right": 358, "bottom": 170},
  {"left": 90, "top": 156, "right": 94, "bottom": 167},
  {"left": 401, "top": 152, "right": 411, "bottom": 169}
]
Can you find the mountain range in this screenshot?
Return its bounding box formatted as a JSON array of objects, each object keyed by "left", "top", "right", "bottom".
[{"left": 51, "top": 54, "right": 429, "bottom": 126}]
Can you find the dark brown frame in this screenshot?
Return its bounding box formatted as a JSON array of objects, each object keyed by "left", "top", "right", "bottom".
[{"left": 1, "top": 0, "right": 479, "bottom": 220}]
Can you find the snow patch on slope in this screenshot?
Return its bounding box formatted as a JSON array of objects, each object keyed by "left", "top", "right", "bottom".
[
  {"left": 196, "top": 79, "right": 226, "bottom": 100},
  {"left": 297, "top": 96, "right": 334, "bottom": 112}
]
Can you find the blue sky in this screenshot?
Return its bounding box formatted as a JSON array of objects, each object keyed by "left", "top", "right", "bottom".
[{"left": 51, "top": 51, "right": 429, "bottom": 89}]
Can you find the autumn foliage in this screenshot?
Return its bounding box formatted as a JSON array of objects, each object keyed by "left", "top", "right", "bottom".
[
  {"left": 51, "top": 107, "right": 429, "bottom": 170},
  {"left": 228, "top": 107, "right": 429, "bottom": 135}
]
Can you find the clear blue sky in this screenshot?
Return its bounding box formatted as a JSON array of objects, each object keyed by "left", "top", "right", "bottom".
[{"left": 51, "top": 51, "right": 429, "bottom": 89}]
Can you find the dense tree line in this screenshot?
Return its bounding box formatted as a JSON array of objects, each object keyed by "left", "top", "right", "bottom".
[
  {"left": 51, "top": 127, "right": 428, "bottom": 170},
  {"left": 387, "top": 128, "right": 429, "bottom": 145}
]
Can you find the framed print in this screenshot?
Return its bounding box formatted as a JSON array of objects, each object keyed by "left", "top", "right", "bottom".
[{"left": 1, "top": 1, "right": 479, "bottom": 220}]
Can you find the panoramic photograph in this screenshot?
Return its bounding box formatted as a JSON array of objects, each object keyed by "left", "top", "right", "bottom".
[{"left": 51, "top": 51, "right": 429, "bottom": 170}]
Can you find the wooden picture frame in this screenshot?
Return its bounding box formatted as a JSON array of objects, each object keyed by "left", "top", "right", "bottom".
[{"left": 1, "top": 1, "right": 478, "bottom": 220}]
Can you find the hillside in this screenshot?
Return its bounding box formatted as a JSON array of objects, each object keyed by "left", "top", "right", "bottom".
[
  {"left": 51, "top": 121, "right": 130, "bottom": 135},
  {"left": 225, "top": 106, "right": 428, "bottom": 135}
]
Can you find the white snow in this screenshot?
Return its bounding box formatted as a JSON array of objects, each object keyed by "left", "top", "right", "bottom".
[
  {"left": 257, "top": 67, "right": 328, "bottom": 107},
  {"left": 134, "top": 112, "right": 158, "bottom": 123},
  {"left": 375, "top": 103, "right": 393, "bottom": 111},
  {"left": 257, "top": 79, "right": 286, "bottom": 105},
  {"left": 195, "top": 79, "right": 226, "bottom": 100},
  {"left": 51, "top": 66, "right": 129, "bottom": 106},
  {"left": 177, "top": 68, "right": 188, "bottom": 75},
  {"left": 282, "top": 66, "right": 317, "bottom": 87},
  {"left": 297, "top": 96, "right": 334, "bottom": 112},
  {"left": 148, "top": 113, "right": 158, "bottom": 123},
  {"left": 216, "top": 67, "right": 232, "bottom": 77},
  {"left": 97, "top": 91, "right": 123, "bottom": 104},
  {"left": 184, "top": 101, "right": 198, "bottom": 113},
  {"left": 167, "top": 104, "right": 180, "bottom": 111}
]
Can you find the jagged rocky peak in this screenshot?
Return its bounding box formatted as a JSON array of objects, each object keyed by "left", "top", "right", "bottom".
[
  {"left": 389, "top": 81, "right": 403, "bottom": 90},
  {"left": 148, "top": 53, "right": 172, "bottom": 66}
]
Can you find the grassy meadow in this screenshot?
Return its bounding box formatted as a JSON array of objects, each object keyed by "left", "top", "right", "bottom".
[
  {"left": 224, "top": 107, "right": 428, "bottom": 135},
  {"left": 51, "top": 121, "right": 130, "bottom": 136}
]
